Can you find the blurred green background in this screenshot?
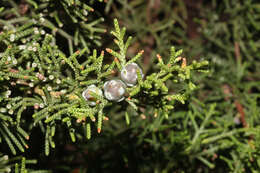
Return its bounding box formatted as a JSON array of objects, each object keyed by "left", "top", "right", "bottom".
[
  {"left": 1, "top": 0, "right": 260, "bottom": 172},
  {"left": 56, "top": 1, "right": 260, "bottom": 172}
]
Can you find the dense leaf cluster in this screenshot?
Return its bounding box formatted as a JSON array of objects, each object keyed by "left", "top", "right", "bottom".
[{"left": 0, "top": 0, "right": 259, "bottom": 172}]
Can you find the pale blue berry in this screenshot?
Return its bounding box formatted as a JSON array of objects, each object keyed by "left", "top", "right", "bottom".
[
  {"left": 104, "top": 79, "right": 126, "bottom": 102},
  {"left": 120, "top": 63, "right": 143, "bottom": 86},
  {"left": 82, "top": 85, "right": 103, "bottom": 106}
]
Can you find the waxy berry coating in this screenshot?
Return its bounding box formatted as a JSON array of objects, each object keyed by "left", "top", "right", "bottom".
[
  {"left": 82, "top": 85, "right": 103, "bottom": 106},
  {"left": 103, "top": 79, "right": 126, "bottom": 102},
  {"left": 120, "top": 63, "right": 143, "bottom": 86}
]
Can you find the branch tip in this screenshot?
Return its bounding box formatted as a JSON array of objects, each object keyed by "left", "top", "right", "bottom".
[
  {"left": 111, "top": 70, "right": 116, "bottom": 74},
  {"left": 105, "top": 48, "right": 112, "bottom": 53},
  {"left": 141, "top": 114, "right": 146, "bottom": 119},
  {"left": 114, "top": 57, "right": 119, "bottom": 62},
  {"left": 156, "top": 54, "right": 162, "bottom": 60},
  {"left": 75, "top": 50, "right": 80, "bottom": 55},
  {"left": 181, "top": 58, "right": 187, "bottom": 68},
  {"left": 80, "top": 65, "right": 84, "bottom": 70},
  {"left": 104, "top": 116, "right": 109, "bottom": 121}
]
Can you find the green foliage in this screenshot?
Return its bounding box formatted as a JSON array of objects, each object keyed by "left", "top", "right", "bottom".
[
  {"left": 0, "top": 0, "right": 259, "bottom": 172},
  {"left": 14, "top": 157, "right": 50, "bottom": 173},
  {"left": 0, "top": 10, "right": 207, "bottom": 158},
  {"left": 101, "top": 1, "right": 260, "bottom": 172},
  {"left": 0, "top": 0, "right": 105, "bottom": 55},
  {"left": 0, "top": 154, "right": 11, "bottom": 173},
  {"left": 0, "top": 154, "right": 49, "bottom": 173}
]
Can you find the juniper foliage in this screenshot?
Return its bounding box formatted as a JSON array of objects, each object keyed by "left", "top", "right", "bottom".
[
  {"left": 0, "top": 0, "right": 259, "bottom": 172},
  {"left": 104, "top": 0, "right": 260, "bottom": 172}
]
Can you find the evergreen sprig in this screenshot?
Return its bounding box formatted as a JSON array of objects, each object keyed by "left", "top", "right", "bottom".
[
  {"left": 0, "top": 0, "right": 106, "bottom": 55},
  {"left": 0, "top": 154, "right": 49, "bottom": 173},
  {"left": 106, "top": 19, "right": 209, "bottom": 122},
  {"left": 0, "top": 16, "right": 208, "bottom": 157}
]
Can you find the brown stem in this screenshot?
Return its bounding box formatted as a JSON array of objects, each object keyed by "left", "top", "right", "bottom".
[
  {"left": 234, "top": 100, "right": 247, "bottom": 128},
  {"left": 234, "top": 42, "right": 241, "bottom": 62}
]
